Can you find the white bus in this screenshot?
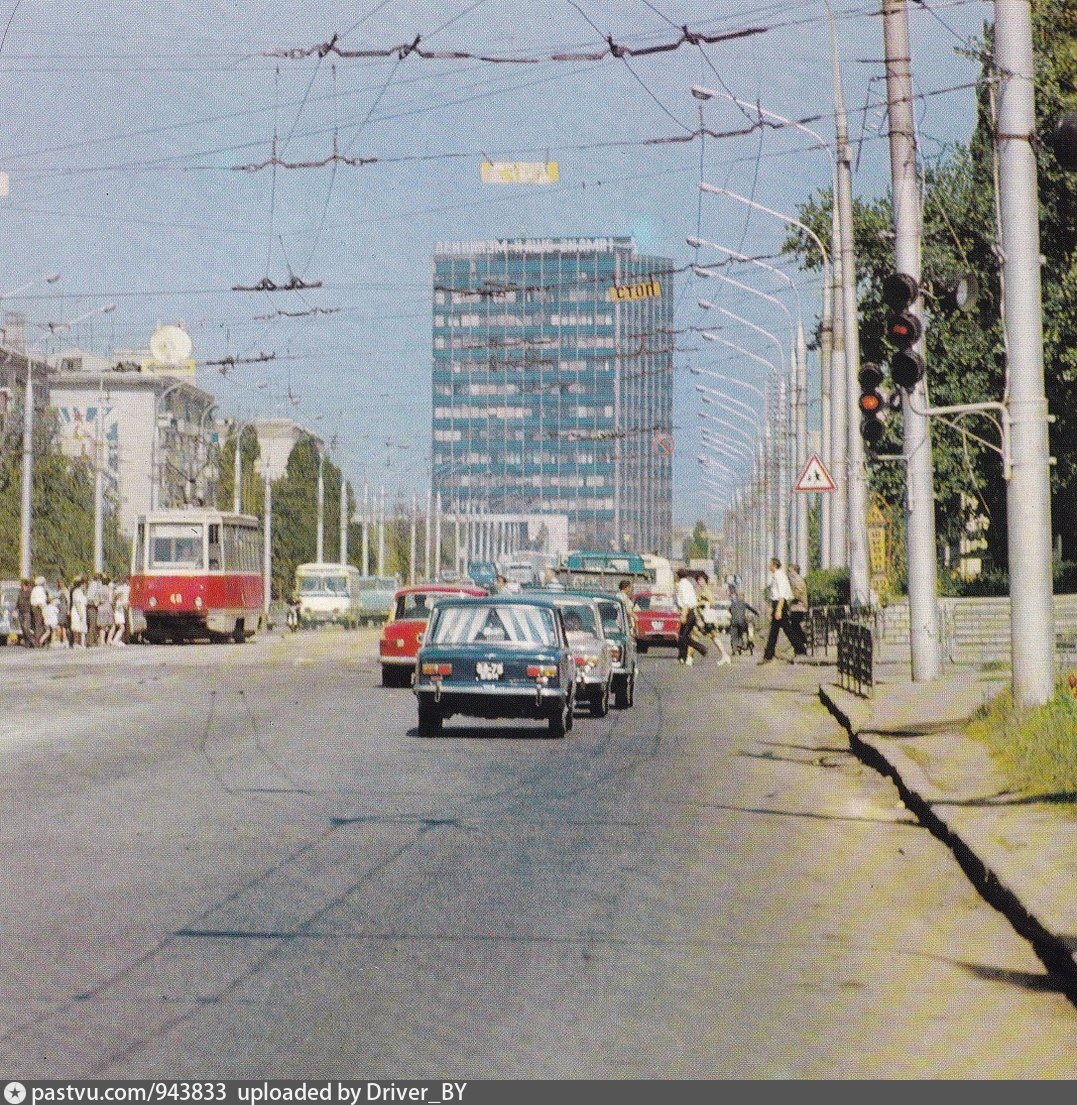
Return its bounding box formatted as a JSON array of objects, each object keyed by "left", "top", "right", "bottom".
[{"left": 294, "top": 563, "right": 363, "bottom": 627}]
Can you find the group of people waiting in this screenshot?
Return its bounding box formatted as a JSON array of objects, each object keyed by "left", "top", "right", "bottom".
[
  {"left": 13, "top": 573, "right": 130, "bottom": 649},
  {"left": 672, "top": 559, "right": 810, "bottom": 668}
]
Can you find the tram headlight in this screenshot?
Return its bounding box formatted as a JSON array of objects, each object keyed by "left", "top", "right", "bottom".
[
  {"left": 194, "top": 595, "right": 203, "bottom": 609},
  {"left": 148, "top": 596, "right": 157, "bottom": 607}
]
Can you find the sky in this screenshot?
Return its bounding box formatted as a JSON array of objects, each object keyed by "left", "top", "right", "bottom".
[{"left": 0, "top": 0, "right": 992, "bottom": 531}]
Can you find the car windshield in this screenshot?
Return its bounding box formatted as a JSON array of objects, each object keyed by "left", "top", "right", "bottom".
[
  {"left": 596, "top": 600, "right": 623, "bottom": 634},
  {"left": 429, "top": 604, "right": 557, "bottom": 646},
  {"left": 149, "top": 523, "right": 203, "bottom": 568},
  {"left": 558, "top": 603, "right": 599, "bottom": 636},
  {"left": 298, "top": 573, "right": 350, "bottom": 595}
]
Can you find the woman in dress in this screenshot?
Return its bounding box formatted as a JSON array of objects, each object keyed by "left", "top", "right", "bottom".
[
  {"left": 55, "top": 578, "right": 69, "bottom": 647},
  {"left": 70, "top": 576, "right": 88, "bottom": 648},
  {"left": 112, "top": 579, "right": 129, "bottom": 646},
  {"left": 97, "top": 578, "right": 115, "bottom": 645}
]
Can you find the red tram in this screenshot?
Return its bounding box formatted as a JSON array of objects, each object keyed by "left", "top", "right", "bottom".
[{"left": 129, "top": 509, "right": 265, "bottom": 643}]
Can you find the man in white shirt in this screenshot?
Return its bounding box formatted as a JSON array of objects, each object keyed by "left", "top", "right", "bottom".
[
  {"left": 675, "top": 569, "right": 700, "bottom": 665},
  {"left": 760, "top": 558, "right": 806, "bottom": 664}
]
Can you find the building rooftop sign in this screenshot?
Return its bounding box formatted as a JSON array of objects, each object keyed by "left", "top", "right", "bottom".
[{"left": 434, "top": 237, "right": 636, "bottom": 257}]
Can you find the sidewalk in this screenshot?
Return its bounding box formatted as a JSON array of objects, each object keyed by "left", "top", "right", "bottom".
[{"left": 818, "top": 659, "right": 1077, "bottom": 988}]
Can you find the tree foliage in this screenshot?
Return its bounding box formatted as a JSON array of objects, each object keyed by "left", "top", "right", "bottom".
[{"left": 782, "top": 5, "right": 1077, "bottom": 590}]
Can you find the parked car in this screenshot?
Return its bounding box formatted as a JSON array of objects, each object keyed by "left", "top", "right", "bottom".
[
  {"left": 413, "top": 596, "right": 576, "bottom": 737},
  {"left": 355, "top": 576, "right": 399, "bottom": 625},
  {"left": 631, "top": 590, "right": 681, "bottom": 653},
  {"left": 561, "top": 589, "right": 637, "bottom": 709},
  {"left": 541, "top": 593, "right": 615, "bottom": 717},
  {"left": 0, "top": 579, "right": 20, "bottom": 644},
  {"left": 379, "top": 583, "right": 487, "bottom": 687}
]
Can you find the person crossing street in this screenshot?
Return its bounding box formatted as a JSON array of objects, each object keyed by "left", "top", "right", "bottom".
[{"left": 759, "top": 558, "right": 807, "bottom": 664}]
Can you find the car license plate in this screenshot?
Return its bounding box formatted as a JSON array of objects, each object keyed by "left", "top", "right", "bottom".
[{"left": 476, "top": 661, "right": 503, "bottom": 681}]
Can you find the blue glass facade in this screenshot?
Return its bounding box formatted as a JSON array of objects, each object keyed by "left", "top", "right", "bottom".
[{"left": 431, "top": 237, "right": 673, "bottom": 552}]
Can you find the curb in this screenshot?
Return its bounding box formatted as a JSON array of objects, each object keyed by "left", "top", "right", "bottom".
[{"left": 818, "top": 683, "right": 1077, "bottom": 999}]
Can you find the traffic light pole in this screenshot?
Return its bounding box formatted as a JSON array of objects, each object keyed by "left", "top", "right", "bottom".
[
  {"left": 995, "top": 0, "right": 1056, "bottom": 707},
  {"left": 883, "top": 0, "right": 942, "bottom": 681}
]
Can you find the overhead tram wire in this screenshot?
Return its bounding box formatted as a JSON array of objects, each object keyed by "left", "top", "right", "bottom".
[{"left": 9, "top": 71, "right": 984, "bottom": 185}]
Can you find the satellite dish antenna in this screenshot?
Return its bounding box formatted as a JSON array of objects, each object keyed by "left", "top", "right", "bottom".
[{"left": 149, "top": 324, "right": 193, "bottom": 365}]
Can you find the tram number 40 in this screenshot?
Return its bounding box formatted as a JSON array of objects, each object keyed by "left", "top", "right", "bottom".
[{"left": 169, "top": 593, "right": 184, "bottom": 605}]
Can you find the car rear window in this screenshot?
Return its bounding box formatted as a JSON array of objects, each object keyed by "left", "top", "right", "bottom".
[
  {"left": 429, "top": 604, "right": 557, "bottom": 646},
  {"left": 634, "top": 594, "right": 676, "bottom": 612}
]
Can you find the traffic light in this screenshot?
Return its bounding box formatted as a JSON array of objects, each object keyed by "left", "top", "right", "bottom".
[
  {"left": 883, "top": 271, "right": 925, "bottom": 390},
  {"left": 858, "top": 363, "right": 886, "bottom": 448},
  {"left": 1049, "top": 111, "right": 1077, "bottom": 172}
]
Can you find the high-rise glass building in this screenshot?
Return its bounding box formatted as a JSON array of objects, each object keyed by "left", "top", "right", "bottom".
[{"left": 431, "top": 237, "right": 673, "bottom": 552}]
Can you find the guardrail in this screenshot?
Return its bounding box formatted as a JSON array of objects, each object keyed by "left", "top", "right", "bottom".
[{"left": 837, "top": 621, "right": 874, "bottom": 698}]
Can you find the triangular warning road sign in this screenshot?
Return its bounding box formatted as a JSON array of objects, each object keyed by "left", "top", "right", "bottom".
[{"left": 794, "top": 453, "right": 837, "bottom": 493}]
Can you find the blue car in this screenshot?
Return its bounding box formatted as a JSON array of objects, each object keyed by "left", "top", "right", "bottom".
[{"left": 413, "top": 595, "right": 576, "bottom": 737}]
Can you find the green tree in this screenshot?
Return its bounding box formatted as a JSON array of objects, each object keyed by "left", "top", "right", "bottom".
[
  {"left": 781, "top": 5, "right": 1077, "bottom": 590},
  {"left": 683, "top": 520, "right": 711, "bottom": 561}
]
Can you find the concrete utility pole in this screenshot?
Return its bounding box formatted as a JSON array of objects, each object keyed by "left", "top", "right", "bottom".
[
  {"left": 19, "top": 357, "right": 34, "bottom": 578},
  {"left": 233, "top": 423, "right": 244, "bottom": 514},
  {"left": 409, "top": 492, "right": 417, "bottom": 584},
  {"left": 262, "top": 473, "right": 273, "bottom": 624},
  {"left": 995, "top": 0, "right": 1056, "bottom": 706},
  {"left": 829, "top": 6, "right": 871, "bottom": 607},
  {"left": 92, "top": 376, "right": 105, "bottom": 575},
  {"left": 424, "top": 487, "right": 433, "bottom": 580},
  {"left": 316, "top": 447, "right": 325, "bottom": 563},
  {"left": 828, "top": 175, "right": 848, "bottom": 569},
  {"left": 362, "top": 483, "right": 370, "bottom": 576},
  {"left": 377, "top": 486, "right": 386, "bottom": 576},
  {"left": 883, "top": 0, "right": 942, "bottom": 681},
  {"left": 339, "top": 476, "right": 348, "bottom": 567}
]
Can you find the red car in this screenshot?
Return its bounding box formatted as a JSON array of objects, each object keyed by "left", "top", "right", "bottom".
[
  {"left": 631, "top": 590, "right": 681, "bottom": 653},
  {"left": 379, "top": 584, "right": 486, "bottom": 687}
]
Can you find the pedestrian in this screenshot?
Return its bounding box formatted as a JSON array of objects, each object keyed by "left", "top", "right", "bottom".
[
  {"left": 697, "top": 575, "right": 731, "bottom": 666},
  {"left": 675, "top": 568, "right": 702, "bottom": 665},
  {"left": 112, "top": 578, "right": 129, "bottom": 646},
  {"left": 16, "top": 578, "right": 33, "bottom": 647},
  {"left": 85, "top": 572, "right": 102, "bottom": 645},
  {"left": 55, "top": 578, "right": 69, "bottom": 647},
  {"left": 43, "top": 590, "right": 59, "bottom": 647},
  {"left": 98, "top": 577, "right": 115, "bottom": 645},
  {"left": 30, "top": 575, "right": 48, "bottom": 647},
  {"left": 760, "top": 558, "right": 806, "bottom": 665},
  {"left": 70, "top": 576, "right": 88, "bottom": 649},
  {"left": 728, "top": 584, "right": 758, "bottom": 657},
  {"left": 788, "top": 562, "right": 809, "bottom": 657}
]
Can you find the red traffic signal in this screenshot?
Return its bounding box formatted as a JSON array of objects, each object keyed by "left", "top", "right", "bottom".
[
  {"left": 886, "top": 310, "right": 922, "bottom": 347},
  {"left": 858, "top": 363, "right": 886, "bottom": 448},
  {"left": 885, "top": 272, "right": 924, "bottom": 390}
]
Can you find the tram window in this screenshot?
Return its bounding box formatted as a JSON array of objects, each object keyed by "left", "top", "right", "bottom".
[
  {"left": 208, "top": 524, "right": 221, "bottom": 570},
  {"left": 149, "top": 523, "right": 203, "bottom": 568}
]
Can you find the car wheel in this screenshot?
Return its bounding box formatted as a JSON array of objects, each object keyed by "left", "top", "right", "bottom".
[
  {"left": 614, "top": 676, "right": 632, "bottom": 710},
  {"left": 417, "top": 702, "right": 443, "bottom": 736},
  {"left": 636, "top": 641, "right": 649, "bottom": 654},
  {"left": 548, "top": 696, "right": 570, "bottom": 738},
  {"left": 590, "top": 682, "right": 610, "bottom": 718}
]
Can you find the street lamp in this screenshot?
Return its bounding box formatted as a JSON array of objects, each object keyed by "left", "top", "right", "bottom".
[{"left": 698, "top": 180, "right": 842, "bottom": 568}]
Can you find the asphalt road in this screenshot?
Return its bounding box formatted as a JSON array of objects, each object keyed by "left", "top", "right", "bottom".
[{"left": 1, "top": 630, "right": 1074, "bottom": 1077}]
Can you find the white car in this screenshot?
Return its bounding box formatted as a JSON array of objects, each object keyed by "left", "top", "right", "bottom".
[{"left": 543, "top": 594, "right": 614, "bottom": 717}]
